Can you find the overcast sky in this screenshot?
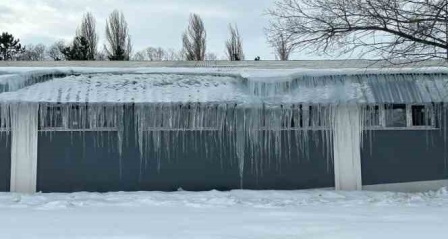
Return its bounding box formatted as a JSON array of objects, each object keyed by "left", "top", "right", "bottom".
[{"left": 0, "top": 0, "right": 335, "bottom": 60}]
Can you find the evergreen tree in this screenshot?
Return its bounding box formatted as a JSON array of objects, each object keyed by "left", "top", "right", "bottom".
[
  {"left": 0, "top": 32, "right": 25, "bottom": 61},
  {"left": 61, "top": 36, "right": 90, "bottom": 61}
]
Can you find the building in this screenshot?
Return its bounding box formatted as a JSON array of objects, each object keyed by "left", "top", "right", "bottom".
[{"left": 0, "top": 61, "right": 448, "bottom": 193}]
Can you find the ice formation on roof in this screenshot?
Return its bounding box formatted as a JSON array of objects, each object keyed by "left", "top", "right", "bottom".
[
  {"left": 0, "top": 73, "right": 248, "bottom": 104},
  {"left": 1, "top": 67, "right": 447, "bottom": 190},
  {"left": 1, "top": 68, "right": 448, "bottom": 104}
]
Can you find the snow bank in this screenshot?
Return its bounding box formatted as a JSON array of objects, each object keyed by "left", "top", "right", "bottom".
[{"left": 0, "top": 189, "right": 447, "bottom": 238}]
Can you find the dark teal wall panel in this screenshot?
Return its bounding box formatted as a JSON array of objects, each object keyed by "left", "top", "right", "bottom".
[
  {"left": 37, "top": 129, "right": 334, "bottom": 192},
  {"left": 361, "top": 130, "right": 448, "bottom": 185},
  {"left": 0, "top": 133, "right": 11, "bottom": 192}
]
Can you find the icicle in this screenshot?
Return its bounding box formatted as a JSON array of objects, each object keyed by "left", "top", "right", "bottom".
[{"left": 235, "top": 106, "right": 246, "bottom": 189}]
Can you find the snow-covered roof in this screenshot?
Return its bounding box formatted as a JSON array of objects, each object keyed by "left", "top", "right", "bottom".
[
  {"left": 0, "top": 73, "right": 249, "bottom": 103},
  {"left": 0, "top": 66, "right": 448, "bottom": 104}
]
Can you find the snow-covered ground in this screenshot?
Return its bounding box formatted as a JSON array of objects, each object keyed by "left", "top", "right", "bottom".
[{"left": 0, "top": 189, "right": 447, "bottom": 238}]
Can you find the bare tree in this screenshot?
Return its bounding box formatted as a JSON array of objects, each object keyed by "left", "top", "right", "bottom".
[
  {"left": 77, "top": 12, "right": 98, "bottom": 60},
  {"left": 225, "top": 24, "right": 244, "bottom": 61},
  {"left": 34, "top": 44, "right": 46, "bottom": 60},
  {"left": 132, "top": 50, "right": 147, "bottom": 61},
  {"left": 182, "top": 14, "right": 207, "bottom": 61},
  {"left": 96, "top": 48, "right": 108, "bottom": 61},
  {"left": 165, "top": 48, "right": 183, "bottom": 61},
  {"left": 47, "top": 40, "right": 66, "bottom": 61},
  {"left": 132, "top": 47, "right": 183, "bottom": 61},
  {"left": 105, "top": 10, "right": 132, "bottom": 61},
  {"left": 268, "top": 31, "right": 296, "bottom": 60},
  {"left": 267, "top": 0, "right": 448, "bottom": 62},
  {"left": 18, "top": 44, "right": 47, "bottom": 61},
  {"left": 205, "top": 52, "right": 218, "bottom": 61},
  {"left": 146, "top": 47, "right": 166, "bottom": 61}
]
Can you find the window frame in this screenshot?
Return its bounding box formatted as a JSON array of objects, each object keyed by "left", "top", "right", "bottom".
[
  {"left": 36, "top": 103, "right": 439, "bottom": 132},
  {"left": 142, "top": 103, "right": 223, "bottom": 132},
  {"left": 364, "top": 105, "right": 385, "bottom": 129},
  {"left": 365, "top": 104, "right": 437, "bottom": 131},
  {"left": 39, "top": 104, "right": 119, "bottom": 132},
  {"left": 0, "top": 111, "right": 10, "bottom": 132},
  {"left": 259, "top": 104, "right": 332, "bottom": 131},
  {"left": 409, "top": 104, "right": 436, "bottom": 129}
]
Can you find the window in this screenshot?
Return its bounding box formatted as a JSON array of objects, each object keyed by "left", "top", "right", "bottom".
[
  {"left": 411, "top": 105, "right": 433, "bottom": 127},
  {"left": 265, "top": 105, "right": 331, "bottom": 130},
  {"left": 42, "top": 106, "right": 64, "bottom": 128},
  {"left": 373, "top": 104, "right": 437, "bottom": 129},
  {"left": 290, "top": 105, "right": 304, "bottom": 128},
  {"left": 88, "top": 106, "right": 118, "bottom": 130},
  {"left": 0, "top": 110, "right": 9, "bottom": 131},
  {"left": 259, "top": 106, "right": 282, "bottom": 130},
  {"left": 143, "top": 104, "right": 221, "bottom": 131},
  {"left": 40, "top": 105, "right": 118, "bottom": 131},
  {"left": 309, "top": 105, "right": 330, "bottom": 128},
  {"left": 272, "top": 105, "right": 304, "bottom": 129},
  {"left": 177, "top": 104, "right": 221, "bottom": 130},
  {"left": 257, "top": 105, "right": 333, "bottom": 130},
  {"left": 385, "top": 104, "right": 407, "bottom": 127},
  {"left": 67, "top": 105, "right": 87, "bottom": 129},
  {"left": 364, "top": 105, "right": 381, "bottom": 127}
]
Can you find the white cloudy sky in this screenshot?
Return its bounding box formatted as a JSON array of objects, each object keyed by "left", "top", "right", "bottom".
[{"left": 0, "top": 0, "right": 336, "bottom": 60}]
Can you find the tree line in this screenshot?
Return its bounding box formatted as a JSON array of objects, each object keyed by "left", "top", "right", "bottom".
[
  {"left": 1, "top": 11, "right": 286, "bottom": 62},
  {"left": 1, "top": 10, "right": 133, "bottom": 61},
  {"left": 4, "top": 0, "right": 442, "bottom": 63}
]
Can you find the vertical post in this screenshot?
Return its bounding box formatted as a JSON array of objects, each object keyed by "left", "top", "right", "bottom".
[
  {"left": 333, "top": 105, "right": 362, "bottom": 191},
  {"left": 10, "top": 103, "right": 39, "bottom": 193}
]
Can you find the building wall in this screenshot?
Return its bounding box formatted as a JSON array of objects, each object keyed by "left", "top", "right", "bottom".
[
  {"left": 36, "top": 130, "right": 334, "bottom": 193},
  {"left": 10, "top": 106, "right": 448, "bottom": 193},
  {"left": 0, "top": 133, "right": 11, "bottom": 192},
  {"left": 36, "top": 108, "right": 334, "bottom": 192},
  {"left": 138, "top": 130, "right": 333, "bottom": 191},
  {"left": 34, "top": 111, "right": 448, "bottom": 192},
  {"left": 37, "top": 131, "right": 122, "bottom": 192},
  {"left": 361, "top": 129, "right": 448, "bottom": 185}
]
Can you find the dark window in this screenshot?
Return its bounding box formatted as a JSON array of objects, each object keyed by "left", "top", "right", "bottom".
[
  {"left": 262, "top": 107, "right": 282, "bottom": 130},
  {"left": 41, "top": 105, "right": 117, "bottom": 130},
  {"left": 277, "top": 105, "right": 304, "bottom": 129},
  {"left": 43, "top": 106, "right": 63, "bottom": 128},
  {"left": 290, "top": 105, "right": 304, "bottom": 128},
  {"left": 411, "top": 105, "right": 433, "bottom": 126},
  {"left": 309, "top": 106, "right": 329, "bottom": 127},
  {"left": 91, "top": 106, "right": 118, "bottom": 129},
  {"left": 257, "top": 105, "right": 304, "bottom": 130},
  {"left": 68, "top": 105, "right": 89, "bottom": 129},
  {"left": 145, "top": 104, "right": 219, "bottom": 131},
  {"left": 0, "top": 111, "right": 9, "bottom": 130},
  {"left": 385, "top": 104, "right": 407, "bottom": 127},
  {"left": 365, "top": 106, "right": 381, "bottom": 127}
]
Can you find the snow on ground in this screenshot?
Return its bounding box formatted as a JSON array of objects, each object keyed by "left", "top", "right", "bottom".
[{"left": 0, "top": 189, "right": 447, "bottom": 238}]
